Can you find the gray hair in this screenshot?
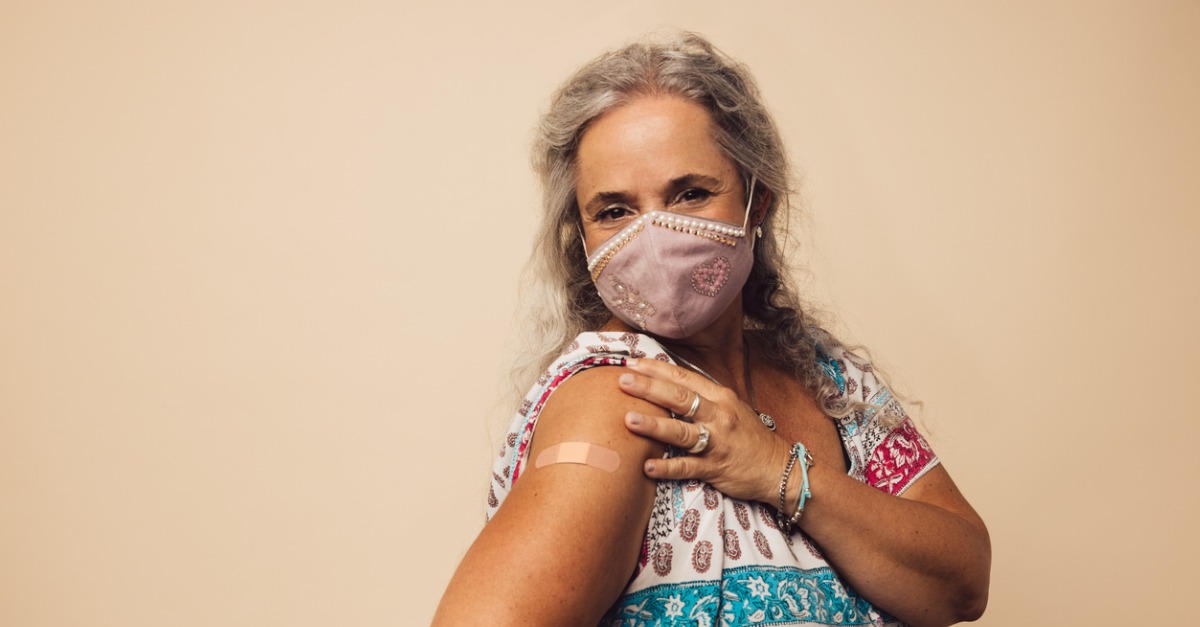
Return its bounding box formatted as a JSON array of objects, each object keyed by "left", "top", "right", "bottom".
[{"left": 512, "top": 31, "right": 887, "bottom": 422}]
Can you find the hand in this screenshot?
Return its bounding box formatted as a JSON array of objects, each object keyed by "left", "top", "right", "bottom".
[{"left": 618, "top": 358, "right": 790, "bottom": 504}]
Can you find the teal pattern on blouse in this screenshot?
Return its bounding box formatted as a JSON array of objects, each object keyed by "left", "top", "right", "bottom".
[{"left": 601, "top": 564, "right": 878, "bottom": 626}]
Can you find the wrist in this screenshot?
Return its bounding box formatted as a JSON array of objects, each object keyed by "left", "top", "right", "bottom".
[
  {"left": 775, "top": 441, "right": 814, "bottom": 533},
  {"left": 760, "top": 436, "right": 792, "bottom": 504}
]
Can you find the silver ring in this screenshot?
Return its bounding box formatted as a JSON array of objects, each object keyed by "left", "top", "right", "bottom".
[
  {"left": 683, "top": 391, "right": 702, "bottom": 419},
  {"left": 688, "top": 424, "right": 711, "bottom": 454}
]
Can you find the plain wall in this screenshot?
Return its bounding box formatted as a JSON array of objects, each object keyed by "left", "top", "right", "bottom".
[{"left": 2, "top": 1, "right": 1198, "bottom": 625}]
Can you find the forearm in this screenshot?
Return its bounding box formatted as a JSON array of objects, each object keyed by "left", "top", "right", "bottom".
[{"left": 793, "top": 464, "right": 991, "bottom": 626}]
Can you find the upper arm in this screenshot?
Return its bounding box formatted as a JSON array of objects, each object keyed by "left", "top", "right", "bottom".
[
  {"left": 900, "top": 464, "right": 989, "bottom": 540},
  {"left": 434, "top": 366, "right": 671, "bottom": 626},
  {"left": 872, "top": 415, "right": 986, "bottom": 535},
  {"left": 869, "top": 414, "right": 988, "bottom": 540}
]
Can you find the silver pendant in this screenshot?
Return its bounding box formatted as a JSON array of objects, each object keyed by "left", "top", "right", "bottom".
[{"left": 757, "top": 411, "right": 776, "bottom": 431}]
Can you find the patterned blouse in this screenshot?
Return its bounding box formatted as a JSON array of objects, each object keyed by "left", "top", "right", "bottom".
[{"left": 487, "top": 332, "right": 938, "bottom": 626}]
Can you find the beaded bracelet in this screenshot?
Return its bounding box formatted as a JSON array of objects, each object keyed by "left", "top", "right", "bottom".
[
  {"left": 786, "top": 446, "right": 814, "bottom": 530},
  {"left": 776, "top": 442, "right": 814, "bottom": 534},
  {"left": 776, "top": 445, "right": 800, "bottom": 531}
]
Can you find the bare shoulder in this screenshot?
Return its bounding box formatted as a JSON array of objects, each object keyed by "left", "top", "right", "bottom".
[{"left": 525, "top": 365, "right": 672, "bottom": 477}]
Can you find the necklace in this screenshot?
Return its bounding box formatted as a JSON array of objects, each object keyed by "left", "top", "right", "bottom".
[
  {"left": 661, "top": 343, "right": 777, "bottom": 432},
  {"left": 743, "top": 343, "right": 778, "bottom": 431}
]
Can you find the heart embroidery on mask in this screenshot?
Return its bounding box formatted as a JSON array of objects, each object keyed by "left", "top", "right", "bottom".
[{"left": 691, "top": 256, "right": 732, "bottom": 297}]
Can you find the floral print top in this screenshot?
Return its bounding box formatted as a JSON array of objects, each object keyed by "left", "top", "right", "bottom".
[{"left": 487, "top": 332, "right": 938, "bottom": 626}]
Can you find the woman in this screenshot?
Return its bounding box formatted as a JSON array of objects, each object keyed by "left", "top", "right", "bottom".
[{"left": 435, "top": 32, "right": 990, "bottom": 626}]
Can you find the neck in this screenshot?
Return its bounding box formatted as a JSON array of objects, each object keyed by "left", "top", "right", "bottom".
[{"left": 657, "top": 301, "right": 752, "bottom": 400}]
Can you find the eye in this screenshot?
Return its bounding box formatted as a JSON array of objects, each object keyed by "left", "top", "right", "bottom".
[
  {"left": 673, "top": 188, "right": 713, "bottom": 206},
  {"left": 595, "top": 205, "right": 633, "bottom": 223}
]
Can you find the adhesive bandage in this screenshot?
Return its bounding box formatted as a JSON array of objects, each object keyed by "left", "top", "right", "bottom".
[{"left": 534, "top": 441, "right": 620, "bottom": 473}]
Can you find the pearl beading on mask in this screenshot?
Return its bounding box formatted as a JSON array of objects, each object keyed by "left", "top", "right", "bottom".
[
  {"left": 587, "top": 218, "right": 647, "bottom": 279},
  {"left": 650, "top": 212, "right": 742, "bottom": 246},
  {"left": 586, "top": 212, "right": 744, "bottom": 280}
]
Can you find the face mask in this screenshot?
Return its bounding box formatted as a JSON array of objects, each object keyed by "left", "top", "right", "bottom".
[{"left": 584, "top": 178, "right": 758, "bottom": 339}]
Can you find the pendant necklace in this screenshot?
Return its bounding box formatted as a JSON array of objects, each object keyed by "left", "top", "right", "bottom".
[
  {"left": 661, "top": 343, "right": 776, "bottom": 432},
  {"left": 743, "top": 345, "right": 778, "bottom": 431}
]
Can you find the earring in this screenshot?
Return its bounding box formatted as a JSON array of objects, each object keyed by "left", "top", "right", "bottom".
[{"left": 755, "top": 225, "right": 763, "bottom": 238}]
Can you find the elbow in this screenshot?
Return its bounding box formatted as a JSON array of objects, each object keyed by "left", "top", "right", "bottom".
[
  {"left": 955, "top": 585, "right": 989, "bottom": 623},
  {"left": 951, "top": 519, "right": 992, "bottom": 623},
  {"left": 917, "top": 584, "right": 988, "bottom": 627},
  {"left": 950, "top": 551, "right": 991, "bottom": 623},
  {"left": 925, "top": 545, "right": 990, "bottom": 626}
]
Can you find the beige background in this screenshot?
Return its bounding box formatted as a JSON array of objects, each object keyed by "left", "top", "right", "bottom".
[{"left": 2, "top": 1, "right": 1198, "bottom": 625}]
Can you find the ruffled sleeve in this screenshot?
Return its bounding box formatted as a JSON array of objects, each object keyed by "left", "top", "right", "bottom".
[{"left": 820, "top": 345, "right": 939, "bottom": 496}]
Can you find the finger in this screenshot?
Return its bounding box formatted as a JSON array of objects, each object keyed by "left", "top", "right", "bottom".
[
  {"left": 644, "top": 455, "right": 704, "bottom": 481},
  {"left": 626, "top": 411, "right": 704, "bottom": 449},
  {"left": 618, "top": 372, "right": 709, "bottom": 421},
  {"left": 625, "top": 357, "right": 725, "bottom": 399}
]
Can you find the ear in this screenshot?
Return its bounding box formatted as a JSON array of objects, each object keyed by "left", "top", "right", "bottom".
[{"left": 750, "top": 182, "right": 773, "bottom": 228}]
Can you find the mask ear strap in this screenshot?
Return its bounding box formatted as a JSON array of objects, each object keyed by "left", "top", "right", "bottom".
[
  {"left": 741, "top": 175, "right": 758, "bottom": 232},
  {"left": 577, "top": 224, "right": 589, "bottom": 256}
]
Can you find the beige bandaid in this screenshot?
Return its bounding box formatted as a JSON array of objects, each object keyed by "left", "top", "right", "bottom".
[{"left": 534, "top": 441, "right": 620, "bottom": 473}]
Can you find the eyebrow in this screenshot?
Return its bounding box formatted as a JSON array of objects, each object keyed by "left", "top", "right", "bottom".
[{"left": 582, "top": 173, "right": 727, "bottom": 215}]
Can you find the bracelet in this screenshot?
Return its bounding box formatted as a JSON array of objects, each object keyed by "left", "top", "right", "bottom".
[
  {"left": 776, "top": 444, "right": 800, "bottom": 531},
  {"left": 785, "top": 446, "right": 814, "bottom": 530},
  {"left": 776, "top": 442, "right": 813, "bottom": 534}
]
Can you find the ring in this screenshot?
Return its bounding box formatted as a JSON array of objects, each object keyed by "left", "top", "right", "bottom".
[
  {"left": 688, "top": 424, "right": 711, "bottom": 454},
  {"left": 683, "top": 391, "right": 702, "bottom": 419}
]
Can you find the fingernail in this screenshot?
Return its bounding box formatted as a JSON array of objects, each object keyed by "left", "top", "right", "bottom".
[
  {"left": 625, "top": 358, "right": 640, "bottom": 367},
  {"left": 645, "top": 460, "right": 656, "bottom": 473},
  {"left": 619, "top": 373, "right": 635, "bottom": 386},
  {"left": 627, "top": 412, "right": 643, "bottom": 426}
]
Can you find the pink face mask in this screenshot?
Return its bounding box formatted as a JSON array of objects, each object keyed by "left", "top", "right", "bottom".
[{"left": 585, "top": 179, "right": 758, "bottom": 339}]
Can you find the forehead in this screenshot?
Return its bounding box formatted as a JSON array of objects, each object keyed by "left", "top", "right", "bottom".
[{"left": 576, "top": 95, "right": 736, "bottom": 197}]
